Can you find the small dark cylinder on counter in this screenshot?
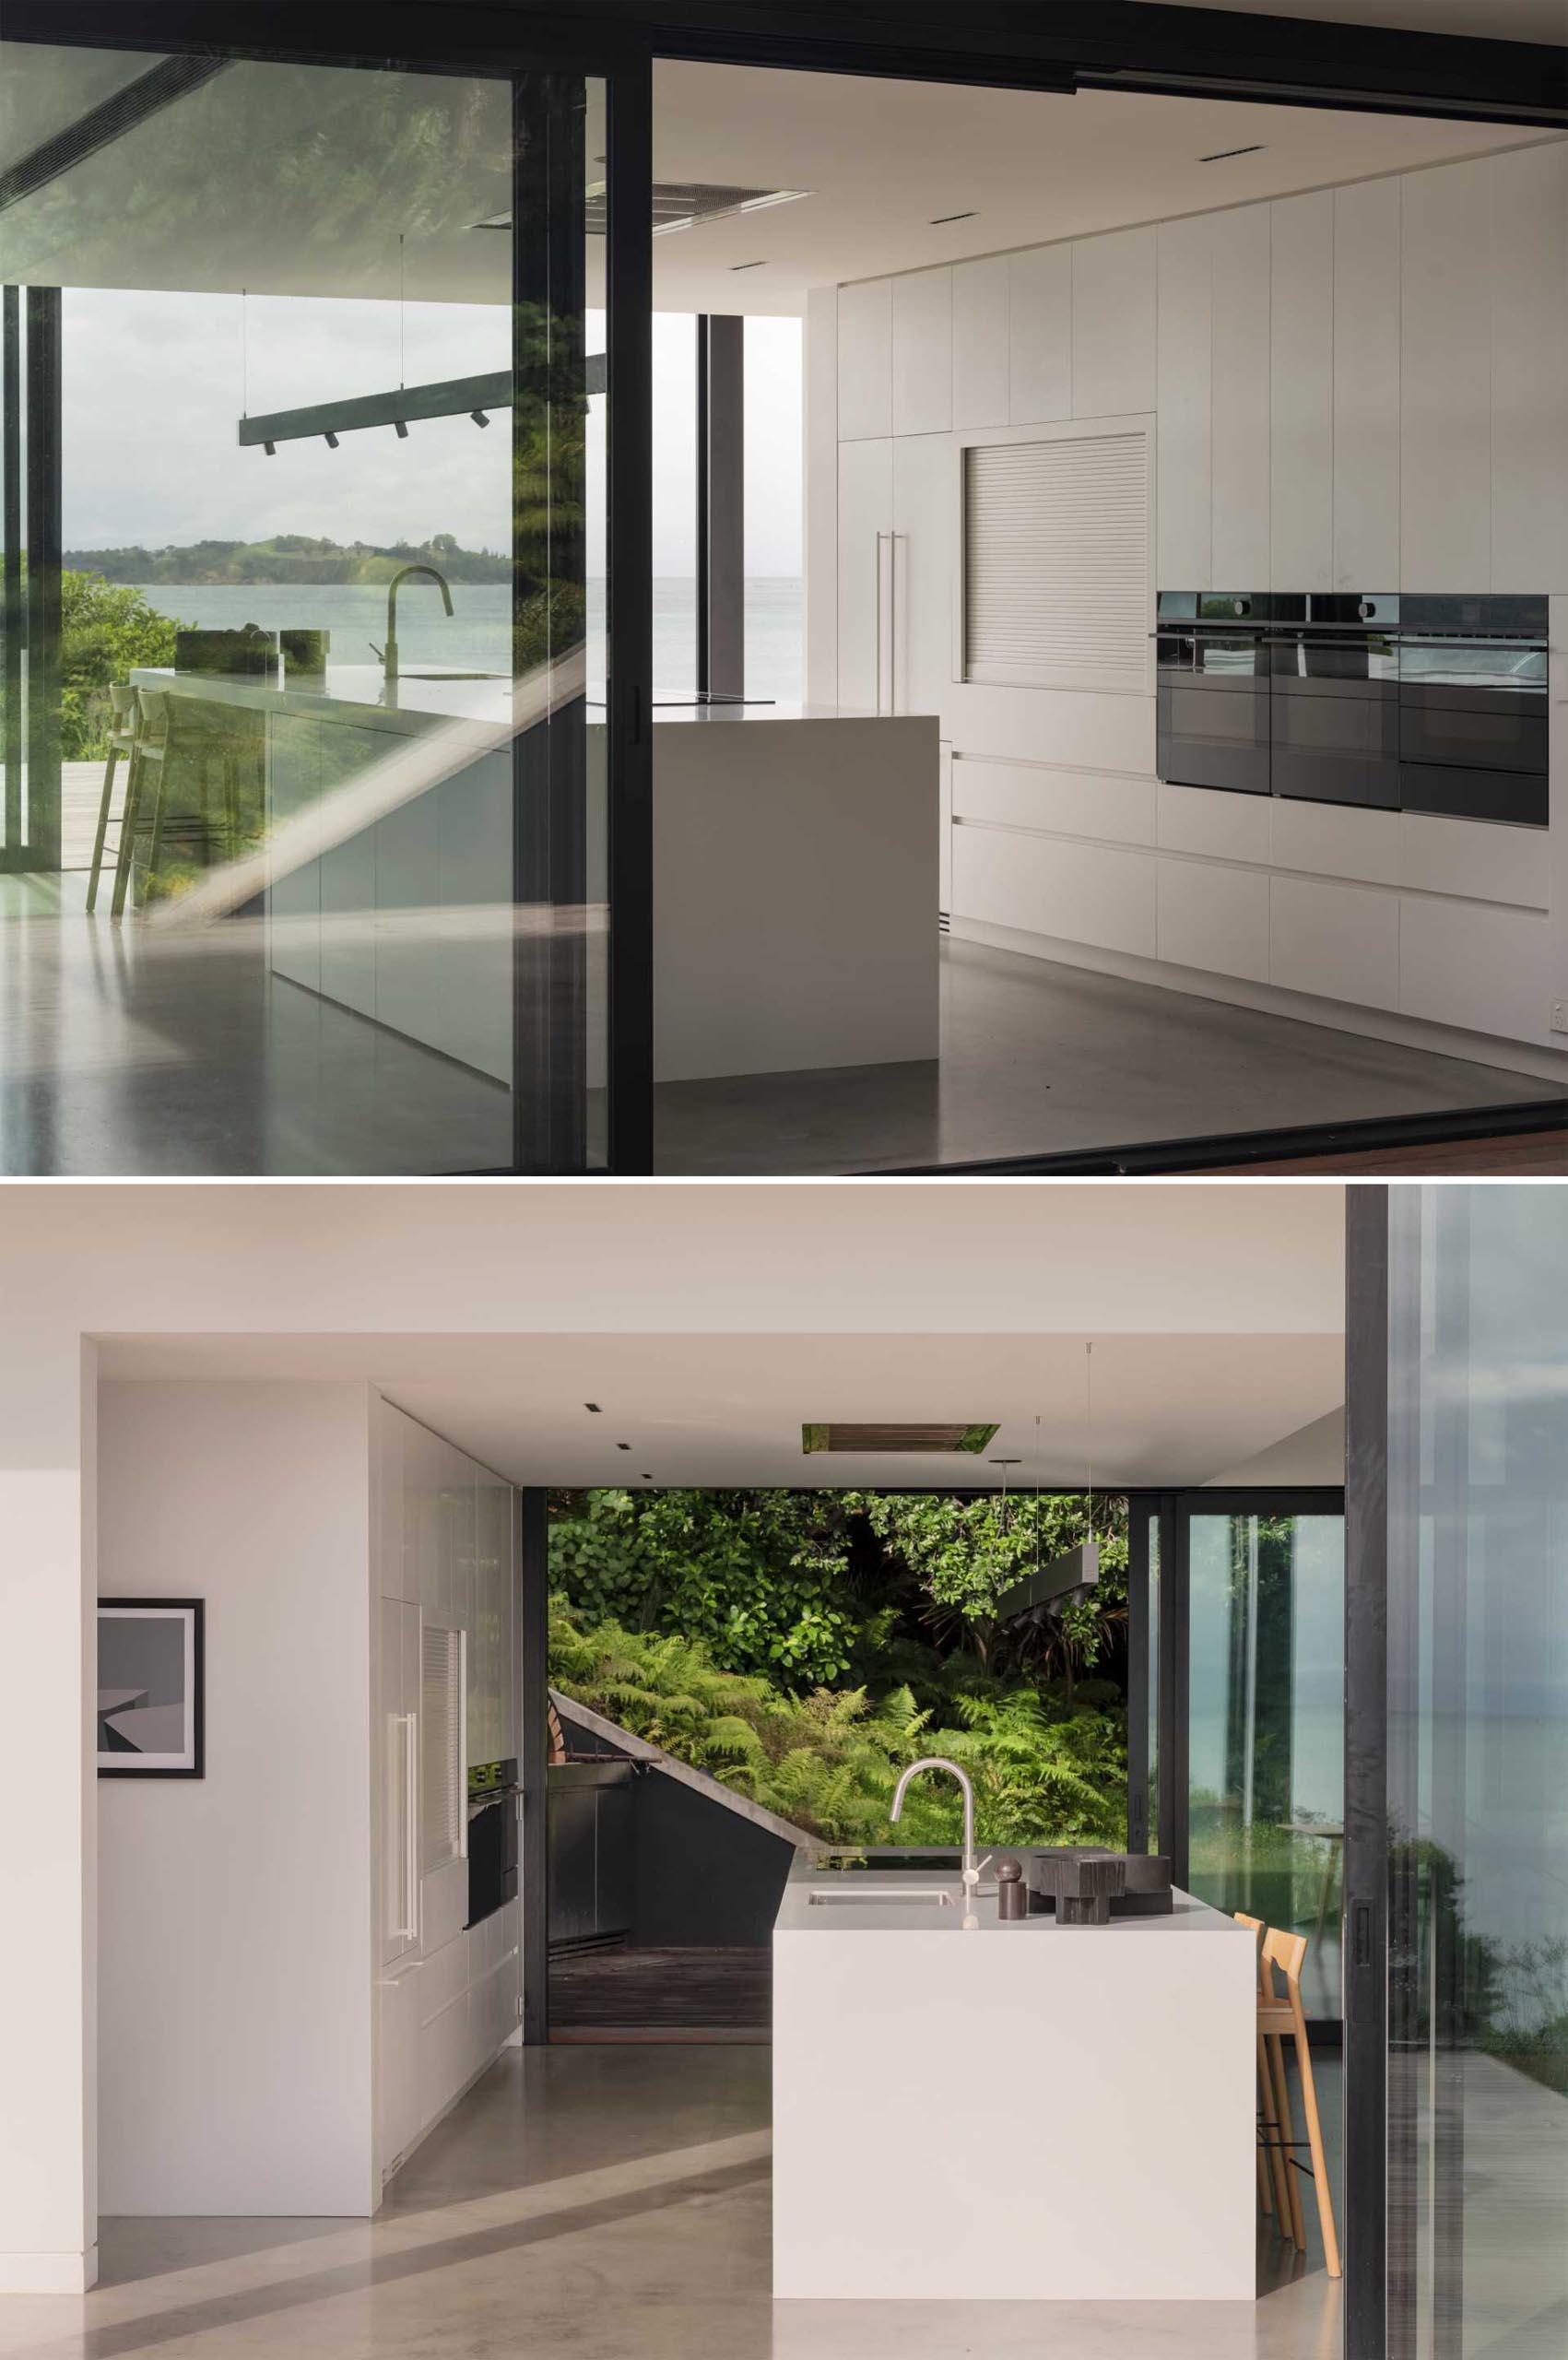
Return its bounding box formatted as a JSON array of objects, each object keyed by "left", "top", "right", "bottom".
[{"left": 996, "top": 1855, "right": 1029, "bottom": 1921}]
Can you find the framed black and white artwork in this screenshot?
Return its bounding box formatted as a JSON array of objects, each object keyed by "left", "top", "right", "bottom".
[{"left": 97, "top": 1600, "right": 205, "bottom": 1778}]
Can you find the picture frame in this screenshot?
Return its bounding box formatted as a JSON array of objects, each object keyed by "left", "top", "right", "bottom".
[{"left": 97, "top": 1599, "right": 205, "bottom": 1778}]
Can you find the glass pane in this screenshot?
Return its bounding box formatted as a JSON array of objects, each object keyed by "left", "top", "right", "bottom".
[
  {"left": 0, "top": 41, "right": 603, "bottom": 1173},
  {"left": 1387, "top": 1188, "right": 1568, "bottom": 2359},
  {"left": 1187, "top": 1508, "right": 1345, "bottom": 2022}
]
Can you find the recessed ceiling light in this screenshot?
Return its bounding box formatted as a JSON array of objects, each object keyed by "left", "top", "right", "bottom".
[
  {"left": 730, "top": 259, "right": 767, "bottom": 272},
  {"left": 617, "top": 1442, "right": 631, "bottom": 1450},
  {"left": 929, "top": 210, "right": 978, "bottom": 225},
  {"left": 1198, "top": 144, "right": 1266, "bottom": 163},
  {"left": 584, "top": 1402, "right": 601, "bottom": 1413},
  {"left": 641, "top": 1474, "right": 654, "bottom": 1481}
]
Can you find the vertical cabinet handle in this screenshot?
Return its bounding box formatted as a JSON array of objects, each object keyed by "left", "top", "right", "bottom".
[
  {"left": 874, "top": 531, "right": 887, "bottom": 716},
  {"left": 889, "top": 529, "right": 899, "bottom": 716},
  {"left": 398, "top": 1711, "right": 419, "bottom": 1943}
]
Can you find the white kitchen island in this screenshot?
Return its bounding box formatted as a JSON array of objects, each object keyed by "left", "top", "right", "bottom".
[
  {"left": 772, "top": 1863, "right": 1256, "bottom": 2303},
  {"left": 133, "top": 667, "right": 939, "bottom": 1091}
]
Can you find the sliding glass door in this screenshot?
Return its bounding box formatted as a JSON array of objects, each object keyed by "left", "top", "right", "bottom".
[
  {"left": 1379, "top": 1189, "right": 1568, "bottom": 2360},
  {"left": 0, "top": 21, "right": 648, "bottom": 1173},
  {"left": 1129, "top": 1489, "right": 1346, "bottom": 2024}
]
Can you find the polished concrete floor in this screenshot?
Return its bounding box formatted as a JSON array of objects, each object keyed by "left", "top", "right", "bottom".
[
  {"left": 654, "top": 939, "right": 1563, "bottom": 1174},
  {"left": 0, "top": 2047, "right": 1345, "bottom": 2360},
  {"left": 3, "top": 878, "right": 1556, "bottom": 1174}
]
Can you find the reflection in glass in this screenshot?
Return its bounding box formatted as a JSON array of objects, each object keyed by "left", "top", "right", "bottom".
[
  {"left": 0, "top": 41, "right": 604, "bottom": 1174},
  {"left": 1387, "top": 1187, "right": 1568, "bottom": 2360},
  {"left": 1187, "top": 1509, "right": 1344, "bottom": 2022}
]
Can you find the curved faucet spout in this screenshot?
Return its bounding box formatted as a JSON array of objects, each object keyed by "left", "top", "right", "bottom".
[
  {"left": 890, "top": 1755, "right": 981, "bottom": 1924},
  {"left": 382, "top": 563, "right": 454, "bottom": 684}
]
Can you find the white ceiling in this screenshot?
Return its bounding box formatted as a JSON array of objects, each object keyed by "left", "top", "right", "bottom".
[
  {"left": 0, "top": 40, "right": 1550, "bottom": 313},
  {"left": 84, "top": 1181, "right": 1347, "bottom": 1491},
  {"left": 1143, "top": 0, "right": 1568, "bottom": 41},
  {"left": 646, "top": 64, "right": 1553, "bottom": 313},
  {"left": 94, "top": 1328, "right": 1345, "bottom": 1490}
]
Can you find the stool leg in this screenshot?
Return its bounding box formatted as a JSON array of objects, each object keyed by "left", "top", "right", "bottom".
[
  {"left": 1257, "top": 2030, "right": 1289, "bottom": 2225},
  {"left": 111, "top": 747, "right": 145, "bottom": 920},
  {"left": 1268, "top": 2032, "right": 1307, "bottom": 2248},
  {"left": 1293, "top": 2026, "right": 1342, "bottom": 2280},
  {"left": 147, "top": 761, "right": 171, "bottom": 903},
  {"left": 87, "top": 743, "right": 122, "bottom": 914}
]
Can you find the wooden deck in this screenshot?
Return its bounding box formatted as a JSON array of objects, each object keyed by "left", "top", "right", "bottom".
[{"left": 549, "top": 1945, "right": 771, "bottom": 2042}]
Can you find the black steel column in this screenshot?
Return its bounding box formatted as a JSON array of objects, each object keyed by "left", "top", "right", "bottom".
[
  {"left": 606, "top": 45, "right": 654, "bottom": 1173},
  {"left": 512, "top": 73, "right": 588, "bottom": 1174},
  {"left": 1345, "top": 1183, "right": 1391, "bottom": 2360},
  {"left": 2, "top": 286, "right": 21, "bottom": 858},
  {"left": 24, "top": 285, "right": 60, "bottom": 873},
  {"left": 695, "top": 310, "right": 744, "bottom": 702},
  {"left": 1163, "top": 1494, "right": 1188, "bottom": 1886},
  {"left": 1125, "top": 1500, "right": 1150, "bottom": 1854},
  {"left": 518, "top": 1486, "right": 550, "bottom": 2046}
]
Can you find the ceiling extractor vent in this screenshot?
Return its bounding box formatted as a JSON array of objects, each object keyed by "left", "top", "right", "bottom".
[
  {"left": 480, "top": 186, "right": 810, "bottom": 240},
  {"left": 802, "top": 1422, "right": 998, "bottom": 1455}
]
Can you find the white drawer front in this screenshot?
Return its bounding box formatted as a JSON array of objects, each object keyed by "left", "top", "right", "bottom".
[
  {"left": 952, "top": 758, "right": 1154, "bottom": 847},
  {"left": 1155, "top": 781, "right": 1272, "bottom": 867},
  {"left": 952, "top": 824, "right": 1156, "bottom": 958},
  {"left": 1156, "top": 857, "right": 1269, "bottom": 984},
  {"left": 1271, "top": 874, "right": 1400, "bottom": 1012},
  {"left": 1399, "top": 896, "right": 1552, "bottom": 1044},
  {"left": 1398, "top": 813, "right": 1550, "bottom": 912},
  {"left": 1270, "top": 797, "right": 1401, "bottom": 891}
]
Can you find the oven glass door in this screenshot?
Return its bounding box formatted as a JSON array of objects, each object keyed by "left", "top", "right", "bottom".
[
  {"left": 1157, "top": 628, "right": 1272, "bottom": 795},
  {"left": 1270, "top": 629, "right": 1400, "bottom": 808}
]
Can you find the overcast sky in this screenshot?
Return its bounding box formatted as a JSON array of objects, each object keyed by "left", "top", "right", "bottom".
[{"left": 62, "top": 290, "right": 802, "bottom": 576}]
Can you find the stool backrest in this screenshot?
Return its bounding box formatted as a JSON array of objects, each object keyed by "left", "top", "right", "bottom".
[
  {"left": 136, "top": 686, "right": 170, "bottom": 743},
  {"left": 1233, "top": 1908, "right": 1268, "bottom": 1994},
  {"left": 1261, "top": 1925, "right": 1309, "bottom": 2024},
  {"left": 109, "top": 682, "right": 138, "bottom": 725}
]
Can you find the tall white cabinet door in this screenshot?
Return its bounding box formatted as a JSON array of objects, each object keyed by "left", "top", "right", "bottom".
[
  {"left": 1210, "top": 205, "right": 1271, "bottom": 591},
  {"left": 1333, "top": 177, "right": 1401, "bottom": 591},
  {"left": 1072, "top": 228, "right": 1155, "bottom": 419},
  {"left": 891, "top": 433, "right": 953, "bottom": 724},
  {"left": 1157, "top": 213, "right": 1212, "bottom": 591},
  {"left": 837, "top": 437, "right": 893, "bottom": 714},
  {"left": 837, "top": 278, "right": 893, "bottom": 442},
  {"left": 1008, "top": 242, "right": 1072, "bottom": 424},
  {"left": 891, "top": 266, "right": 952, "bottom": 437},
  {"left": 952, "top": 256, "right": 1009, "bottom": 428},
  {"left": 1270, "top": 192, "right": 1334, "bottom": 593},
  {"left": 1401, "top": 158, "right": 1491, "bottom": 591},
  {"left": 1491, "top": 142, "right": 1568, "bottom": 596}
]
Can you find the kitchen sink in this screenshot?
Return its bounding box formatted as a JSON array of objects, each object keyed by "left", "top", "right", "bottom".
[{"left": 808, "top": 1886, "right": 954, "bottom": 1906}]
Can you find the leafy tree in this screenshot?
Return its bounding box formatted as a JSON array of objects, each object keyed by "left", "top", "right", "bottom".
[{"left": 58, "top": 570, "right": 188, "bottom": 760}]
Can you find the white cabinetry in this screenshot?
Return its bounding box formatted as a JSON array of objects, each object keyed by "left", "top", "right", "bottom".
[
  {"left": 837, "top": 438, "right": 893, "bottom": 714},
  {"left": 1071, "top": 228, "right": 1155, "bottom": 419},
  {"left": 1008, "top": 242, "right": 1072, "bottom": 425},
  {"left": 1157, "top": 214, "right": 1212, "bottom": 591},
  {"left": 837, "top": 277, "right": 892, "bottom": 442},
  {"left": 891, "top": 266, "right": 952, "bottom": 436},
  {"left": 891, "top": 433, "right": 952, "bottom": 721},
  {"left": 1491, "top": 142, "right": 1568, "bottom": 596},
  {"left": 1270, "top": 192, "right": 1334, "bottom": 594},
  {"left": 1401, "top": 159, "right": 1491, "bottom": 590},
  {"left": 952, "top": 256, "right": 1009, "bottom": 429},
  {"left": 1332, "top": 177, "right": 1401, "bottom": 590},
  {"left": 1210, "top": 205, "right": 1270, "bottom": 589},
  {"left": 378, "top": 1596, "right": 421, "bottom": 1966},
  {"left": 1157, "top": 857, "right": 1270, "bottom": 984},
  {"left": 1270, "top": 874, "right": 1399, "bottom": 1011}
]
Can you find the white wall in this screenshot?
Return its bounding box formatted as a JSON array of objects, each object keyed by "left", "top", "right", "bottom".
[
  {"left": 96, "top": 1381, "right": 376, "bottom": 2217},
  {"left": 817, "top": 139, "right": 1568, "bottom": 1070}
]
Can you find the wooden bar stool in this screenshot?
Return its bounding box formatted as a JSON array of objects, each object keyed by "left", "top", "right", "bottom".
[
  {"left": 1258, "top": 1924, "right": 1341, "bottom": 2280},
  {"left": 87, "top": 684, "right": 141, "bottom": 914},
  {"left": 1235, "top": 1911, "right": 1292, "bottom": 2230},
  {"left": 111, "top": 688, "right": 244, "bottom": 916}
]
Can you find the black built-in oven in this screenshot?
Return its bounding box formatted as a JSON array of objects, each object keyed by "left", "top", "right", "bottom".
[
  {"left": 1397, "top": 595, "right": 1548, "bottom": 827},
  {"left": 466, "top": 1758, "right": 519, "bottom": 1929},
  {"left": 1157, "top": 591, "right": 1548, "bottom": 826},
  {"left": 1155, "top": 592, "right": 1272, "bottom": 796},
  {"left": 1267, "top": 594, "right": 1401, "bottom": 809}
]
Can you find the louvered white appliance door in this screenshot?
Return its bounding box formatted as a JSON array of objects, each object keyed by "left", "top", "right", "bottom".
[
  {"left": 420, "top": 1621, "right": 466, "bottom": 1878},
  {"left": 961, "top": 422, "right": 1152, "bottom": 697}
]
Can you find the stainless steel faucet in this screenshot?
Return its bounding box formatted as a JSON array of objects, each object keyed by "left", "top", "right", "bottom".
[
  {"left": 890, "top": 1756, "right": 983, "bottom": 1927},
  {"left": 373, "top": 564, "right": 454, "bottom": 684}
]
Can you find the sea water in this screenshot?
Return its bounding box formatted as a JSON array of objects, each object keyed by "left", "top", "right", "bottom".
[{"left": 130, "top": 577, "right": 804, "bottom": 702}]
